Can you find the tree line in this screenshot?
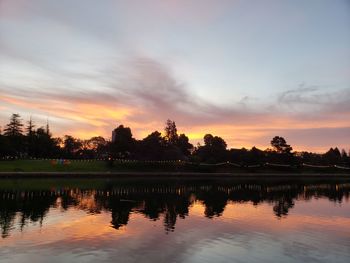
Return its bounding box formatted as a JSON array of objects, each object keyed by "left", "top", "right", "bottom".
[{"left": 0, "top": 113, "right": 349, "bottom": 166}]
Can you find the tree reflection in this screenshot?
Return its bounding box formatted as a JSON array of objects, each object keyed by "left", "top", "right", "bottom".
[
  {"left": 0, "top": 181, "right": 349, "bottom": 238},
  {"left": 0, "top": 191, "right": 56, "bottom": 238},
  {"left": 273, "top": 198, "right": 295, "bottom": 218},
  {"left": 0, "top": 210, "right": 16, "bottom": 238},
  {"left": 109, "top": 199, "right": 136, "bottom": 230},
  {"left": 197, "top": 190, "right": 227, "bottom": 218}
]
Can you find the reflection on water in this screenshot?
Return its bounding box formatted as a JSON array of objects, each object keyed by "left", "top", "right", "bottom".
[{"left": 0, "top": 178, "right": 350, "bottom": 262}]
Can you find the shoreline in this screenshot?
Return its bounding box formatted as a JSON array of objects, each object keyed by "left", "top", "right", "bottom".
[{"left": 0, "top": 172, "right": 349, "bottom": 179}]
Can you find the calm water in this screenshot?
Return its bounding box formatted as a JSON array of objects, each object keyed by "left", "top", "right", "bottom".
[{"left": 0, "top": 178, "right": 349, "bottom": 263}]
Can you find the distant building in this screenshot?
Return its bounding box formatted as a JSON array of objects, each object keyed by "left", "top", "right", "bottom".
[{"left": 112, "top": 129, "right": 117, "bottom": 143}]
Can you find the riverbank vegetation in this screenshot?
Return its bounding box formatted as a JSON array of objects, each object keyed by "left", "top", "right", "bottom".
[{"left": 0, "top": 114, "right": 349, "bottom": 172}]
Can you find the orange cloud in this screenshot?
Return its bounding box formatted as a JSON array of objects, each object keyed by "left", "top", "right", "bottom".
[{"left": 1, "top": 91, "right": 349, "bottom": 152}]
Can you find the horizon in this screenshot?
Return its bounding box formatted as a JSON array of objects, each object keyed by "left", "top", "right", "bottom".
[
  {"left": 0, "top": 113, "right": 348, "bottom": 154},
  {"left": 1, "top": 0, "right": 349, "bottom": 152}
]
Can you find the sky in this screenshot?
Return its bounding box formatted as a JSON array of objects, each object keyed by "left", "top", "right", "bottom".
[{"left": 0, "top": 0, "right": 349, "bottom": 152}]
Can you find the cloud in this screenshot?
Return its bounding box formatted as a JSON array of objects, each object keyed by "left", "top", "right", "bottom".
[
  {"left": 278, "top": 85, "right": 321, "bottom": 105},
  {"left": 277, "top": 84, "right": 350, "bottom": 114},
  {"left": 1, "top": 49, "right": 349, "bottom": 152}
]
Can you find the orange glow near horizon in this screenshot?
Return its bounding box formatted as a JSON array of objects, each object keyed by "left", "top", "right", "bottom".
[
  {"left": 0, "top": 94, "right": 349, "bottom": 153},
  {"left": 3, "top": 198, "right": 350, "bottom": 247}
]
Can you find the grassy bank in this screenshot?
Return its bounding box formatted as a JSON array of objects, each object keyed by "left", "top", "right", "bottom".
[
  {"left": 0, "top": 159, "right": 349, "bottom": 175},
  {"left": 0, "top": 160, "right": 107, "bottom": 172}
]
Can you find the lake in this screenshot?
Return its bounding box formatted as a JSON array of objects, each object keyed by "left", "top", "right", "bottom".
[{"left": 0, "top": 178, "right": 349, "bottom": 263}]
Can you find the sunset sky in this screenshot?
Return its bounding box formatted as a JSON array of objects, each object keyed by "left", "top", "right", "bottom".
[{"left": 0, "top": 0, "right": 349, "bottom": 152}]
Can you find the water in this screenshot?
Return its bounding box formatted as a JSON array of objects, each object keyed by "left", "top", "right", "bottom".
[{"left": 0, "top": 178, "right": 349, "bottom": 263}]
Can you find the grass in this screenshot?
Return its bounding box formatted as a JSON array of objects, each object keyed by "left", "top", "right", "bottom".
[
  {"left": 0, "top": 159, "right": 349, "bottom": 174},
  {"left": 0, "top": 160, "right": 107, "bottom": 172},
  {"left": 0, "top": 159, "right": 196, "bottom": 172}
]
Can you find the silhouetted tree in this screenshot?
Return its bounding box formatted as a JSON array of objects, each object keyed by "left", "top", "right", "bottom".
[
  {"left": 110, "top": 125, "right": 135, "bottom": 158},
  {"left": 63, "top": 135, "right": 82, "bottom": 158},
  {"left": 25, "top": 117, "right": 35, "bottom": 136},
  {"left": 3, "top": 114, "right": 25, "bottom": 157},
  {"left": 85, "top": 136, "right": 107, "bottom": 158},
  {"left": 341, "top": 149, "right": 347, "bottom": 158},
  {"left": 1, "top": 113, "right": 348, "bottom": 167},
  {"left": 0, "top": 132, "right": 10, "bottom": 158},
  {"left": 194, "top": 134, "right": 228, "bottom": 163},
  {"left": 4, "top": 114, "right": 23, "bottom": 137},
  {"left": 87, "top": 136, "right": 107, "bottom": 149},
  {"left": 270, "top": 136, "right": 292, "bottom": 154},
  {"left": 31, "top": 127, "right": 60, "bottom": 158},
  {"left": 164, "top": 119, "right": 178, "bottom": 145},
  {"left": 341, "top": 149, "right": 349, "bottom": 165},
  {"left": 299, "top": 151, "right": 322, "bottom": 165},
  {"left": 137, "top": 131, "right": 165, "bottom": 160},
  {"left": 176, "top": 133, "right": 193, "bottom": 157},
  {"left": 324, "top": 147, "right": 342, "bottom": 165},
  {"left": 45, "top": 120, "right": 50, "bottom": 135},
  {"left": 205, "top": 134, "right": 227, "bottom": 149},
  {"left": 25, "top": 117, "right": 36, "bottom": 157}
]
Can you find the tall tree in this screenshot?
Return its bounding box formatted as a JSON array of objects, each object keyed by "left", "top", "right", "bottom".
[
  {"left": 4, "top": 114, "right": 23, "bottom": 137},
  {"left": 45, "top": 119, "right": 50, "bottom": 135},
  {"left": 3, "top": 114, "right": 24, "bottom": 156},
  {"left": 164, "top": 119, "right": 178, "bottom": 145},
  {"left": 25, "top": 117, "right": 35, "bottom": 136},
  {"left": 25, "top": 117, "right": 36, "bottom": 157}
]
